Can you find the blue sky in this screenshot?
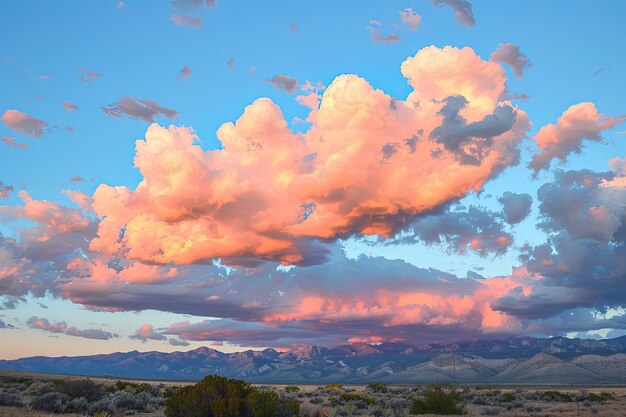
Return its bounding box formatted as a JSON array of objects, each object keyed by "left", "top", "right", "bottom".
[{"left": 1, "top": 0, "right": 625, "bottom": 359}]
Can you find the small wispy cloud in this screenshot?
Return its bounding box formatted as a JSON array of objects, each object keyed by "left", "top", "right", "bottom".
[
  {"left": 171, "top": 14, "right": 203, "bottom": 29},
  {"left": 102, "top": 97, "right": 179, "bottom": 122},
  {"left": 62, "top": 101, "right": 79, "bottom": 111},
  {"left": 78, "top": 67, "right": 100, "bottom": 82},
  {"left": 368, "top": 28, "right": 400, "bottom": 44},
  {"left": 266, "top": 75, "right": 298, "bottom": 94},
  {"left": 1, "top": 136, "right": 29, "bottom": 149},
  {"left": 178, "top": 65, "right": 192, "bottom": 79},
  {"left": 432, "top": 0, "right": 475, "bottom": 27}
]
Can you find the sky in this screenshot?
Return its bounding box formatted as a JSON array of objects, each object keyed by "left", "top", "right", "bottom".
[{"left": 1, "top": 0, "right": 625, "bottom": 360}]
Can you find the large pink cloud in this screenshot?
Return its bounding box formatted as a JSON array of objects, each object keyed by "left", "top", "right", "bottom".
[
  {"left": 529, "top": 102, "right": 622, "bottom": 173},
  {"left": 90, "top": 46, "right": 530, "bottom": 266},
  {"left": 1, "top": 110, "right": 49, "bottom": 138}
]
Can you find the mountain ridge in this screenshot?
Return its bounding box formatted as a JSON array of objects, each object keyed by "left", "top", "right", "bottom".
[{"left": 2, "top": 336, "right": 626, "bottom": 383}]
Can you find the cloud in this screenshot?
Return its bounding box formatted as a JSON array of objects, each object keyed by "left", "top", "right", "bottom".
[
  {"left": 529, "top": 102, "right": 621, "bottom": 173},
  {"left": 430, "top": 95, "right": 517, "bottom": 165},
  {"left": 368, "top": 28, "right": 400, "bottom": 44},
  {"left": 62, "top": 101, "right": 79, "bottom": 111},
  {"left": 168, "top": 337, "right": 190, "bottom": 346},
  {"left": 78, "top": 67, "right": 99, "bottom": 82},
  {"left": 1, "top": 110, "right": 48, "bottom": 138},
  {"left": 490, "top": 43, "right": 531, "bottom": 79},
  {"left": 171, "top": 14, "right": 203, "bottom": 29},
  {"left": 227, "top": 58, "right": 235, "bottom": 69},
  {"left": 498, "top": 191, "right": 532, "bottom": 224},
  {"left": 27, "top": 316, "right": 117, "bottom": 340},
  {"left": 89, "top": 46, "right": 528, "bottom": 267},
  {"left": 0, "top": 319, "right": 15, "bottom": 329},
  {"left": 0, "top": 182, "right": 14, "bottom": 199},
  {"left": 400, "top": 8, "right": 421, "bottom": 31},
  {"left": 432, "top": 0, "right": 475, "bottom": 27},
  {"left": 493, "top": 169, "right": 626, "bottom": 320},
  {"left": 2, "top": 137, "right": 29, "bottom": 149},
  {"left": 102, "top": 97, "right": 179, "bottom": 122},
  {"left": 266, "top": 75, "right": 298, "bottom": 94},
  {"left": 170, "top": 0, "right": 215, "bottom": 11},
  {"left": 70, "top": 176, "right": 85, "bottom": 183},
  {"left": 178, "top": 65, "right": 192, "bottom": 79},
  {"left": 397, "top": 205, "right": 514, "bottom": 256},
  {"left": 289, "top": 23, "right": 299, "bottom": 33},
  {"left": 130, "top": 323, "right": 167, "bottom": 342}
]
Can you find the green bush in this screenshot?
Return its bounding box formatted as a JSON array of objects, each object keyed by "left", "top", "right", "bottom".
[
  {"left": 367, "top": 383, "right": 388, "bottom": 393},
  {"left": 588, "top": 392, "right": 614, "bottom": 403},
  {"left": 249, "top": 390, "right": 299, "bottom": 417},
  {"left": 164, "top": 375, "right": 299, "bottom": 417},
  {"left": 501, "top": 392, "right": 515, "bottom": 402},
  {"left": 284, "top": 385, "right": 300, "bottom": 393},
  {"left": 410, "top": 386, "right": 466, "bottom": 415},
  {"left": 339, "top": 393, "right": 376, "bottom": 405}
]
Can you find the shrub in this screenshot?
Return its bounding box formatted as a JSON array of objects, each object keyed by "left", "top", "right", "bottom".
[
  {"left": 367, "top": 383, "right": 389, "bottom": 393},
  {"left": 543, "top": 390, "right": 572, "bottom": 402},
  {"left": 164, "top": 375, "right": 253, "bottom": 417},
  {"left": 340, "top": 393, "right": 376, "bottom": 406},
  {"left": 31, "top": 391, "right": 70, "bottom": 412},
  {"left": 0, "top": 391, "right": 22, "bottom": 406},
  {"left": 248, "top": 390, "right": 299, "bottom": 417},
  {"left": 285, "top": 385, "right": 300, "bottom": 393},
  {"left": 410, "top": 386, "right": 466, "bottom": 415},
  {"left": 57, "top": 378, "right": 102, "bottom": 401},
  {"left": 500, "top": 392, "right": 515, "bottom": 402},
  {"left": 588, "top": 391, "right": 614, "bottom": 402},
  {"left": 324, "top": 384, "right": 343, "bottom": 391}
]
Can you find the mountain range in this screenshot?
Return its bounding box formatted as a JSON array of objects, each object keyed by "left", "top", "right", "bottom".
[{"left": 2, "top": 336, "right": 626, "bottom": 384}]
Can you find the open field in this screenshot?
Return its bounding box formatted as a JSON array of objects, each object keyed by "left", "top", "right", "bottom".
[{"left": 1, "top": 370, "right": 626, "bottom": 416}]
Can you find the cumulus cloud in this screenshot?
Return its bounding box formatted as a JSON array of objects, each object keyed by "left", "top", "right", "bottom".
[
  {"left": 1, "top": 110, "right": 49, "bottom": 138},
  {"left": 368, "top": 28, "right": 400, "bottom": 44},
  {"left": 493, "top": 169, "right": 626, "bottom": 320},
  {"left": 27, "top": 316, "right": 117, "bottom": 340},
  {"left": 88, "top": 46, "right": 529, "bottom": 267},
  {"left": 490, "top": 43, "right": 531, "bottom": 78},
  {"left": 266, "top": 75, "right": 298, "bottom": 94},
  {"left": 62, "top": 101, "right": 79, "bottom": 111},
  {"left": 498, "top": 191, "right": 532, "bottom": 224},
  {"left": 432, "top": 0, "right": 475, "bottom": 27},
  {"left": 0, "top": 182, "right": 13, "bottom": 199},
  {"left": 400, "top": 8, "right": 421, "bottom": 31},
  {"left": 2, "top": 137, "right": 29, "bottom": 149},
  {"left": 178, "top": 65, "right": 192, "bottom": 79},
  {"left": 102, "top": 97, "right": 179, "bottom": 122},
  {"left": 171, "top": 14, "right": 203, "bottom": 29},
  {"left": 529, "top": 102, "right": 621, "bottom": 173},
  {"left": 130, "top": 323, "right": 167, "bottom": 342}
]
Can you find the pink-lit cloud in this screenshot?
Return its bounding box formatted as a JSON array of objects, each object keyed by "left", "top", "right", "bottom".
[
  {"left": 27, "top": 316, "right": 117, "bottom": 340},
  {"left": 88, "top": 46, "right": 529, "bottom": 267},
  {"left": 130, "top": 323, "right": 167, "bottom": 342},
  {"left": 529, "top": 102, "right": 622, "bottom": 173},
  {"left": 1, "top": 110, "right": 49, "bottom": 138},
  {"left": 62, "top": 101, "right": 79, "bottom": 111},
  {"left": 400, "top": 8, "right": 421, "bottom": 31},
  {"left": 1, "top": 137, "right": 29, "bottom": 149},
  {"left": 0, "top": 182, "right": 14, "bottom": 199},
  {"left": 490, "top": 43, "right": 531, "bottom": 78}
]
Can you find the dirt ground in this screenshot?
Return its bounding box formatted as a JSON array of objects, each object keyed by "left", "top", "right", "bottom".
[{"left": 1, "top": 370, "right": 626, "bottom": 416}]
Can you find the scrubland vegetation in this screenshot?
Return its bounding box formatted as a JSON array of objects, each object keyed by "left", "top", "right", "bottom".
[{"left": 1, "top": 372, "right": 625, "bottom": 416}]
